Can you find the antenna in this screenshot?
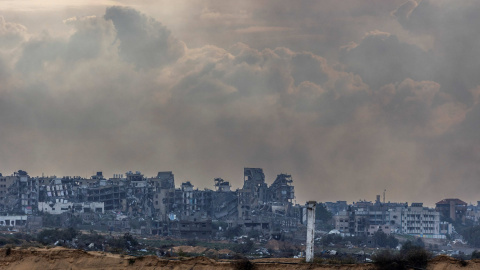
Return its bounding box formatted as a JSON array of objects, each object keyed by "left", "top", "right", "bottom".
[{"left": 383, "top": 189, "right": 386, "bottom": 204}]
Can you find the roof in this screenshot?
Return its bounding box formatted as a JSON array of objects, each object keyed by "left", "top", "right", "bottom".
[{"left": 435, "top": 198, "right": 467, "bottom": 206}]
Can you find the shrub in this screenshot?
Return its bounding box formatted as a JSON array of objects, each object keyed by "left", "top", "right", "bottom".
[
  {"left": 232, "top": 239, "right": 254, "bottom": 254},
  {"left": 36, "top": 227, "right": 79, "bottom": 245},
  {"left": 177, "top": 248, "right": 187, "bottom": 257},
  {"left": 459, "top": 258, "right": 468, "bottom": 267},
  {"left": 225, "top": 225, "right": 243, "bottom": 239},
  {"left": 403, "top": 247, "right": 430, "bottom": 269},
  {"left": 372, "top": 250, "right": 403, "bottom": 270},
  {"left": 186, "top": 238, "right": 197, "bottom": 247},
  {"left": 372, "top": 245, "right": 431, "bottom": 270},
  {"left": 233, "top": 258, "right": 255, "bottom": 270},
  {"left": 472, "top": 250, "right": 480, "bottom": 259}
]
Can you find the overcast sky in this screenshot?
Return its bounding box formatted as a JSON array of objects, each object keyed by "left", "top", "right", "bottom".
[{"left": 1, "top": 1, "right": 479, "bottom": 206}]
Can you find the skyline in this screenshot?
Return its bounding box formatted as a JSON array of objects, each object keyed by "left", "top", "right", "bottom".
[
  {"left": 0, "top": 167, "right": 471, "bottom": 208},
  {"left": 1, "top": 1, "right": 480, "bottom": 206}
]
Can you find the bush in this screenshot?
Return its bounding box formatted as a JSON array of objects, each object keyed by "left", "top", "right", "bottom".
[
  {"left": 372, "top": 246, "right": 431, "bottom": 270},
  {"left": 373, "top": 231, "right": 399, "bottom": 248},
  {"left": 186, "top": 238, "right": 197, "bottom": 247},
  {"left": 247, "top": 230, "right": 261, "bottom": 240},
  {"left": 403, "top": 247, "right": 430, "bottom": 269},
  {"left": 233, "top": 258, "right": 255, "bottom": 270},
  {"left": 177, "top": 248, "right": 188, "bottom": 257},
  {"left": 225, "top": 225, "right": 243, "bottom": 239},
  {"left": 232, "top": 239, "right": 254, "bottom": 254},
  {"left": 36, "top": 227, "right": 79, "bottom": 245},
  {"left": 472, "top": 250, "right": 480, "bottom": 259},
  {"left": 459, "top": 225, "right": 480, "bottom": 247},
  {"left": 320, "top": 234, "right": 343, "bottom": 246},
  {"left": 372, "top": 250, "right": 405, "bottom": 270}
]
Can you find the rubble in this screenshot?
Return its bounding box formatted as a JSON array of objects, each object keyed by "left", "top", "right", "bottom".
[{"left": 0, "top": 168, "right": 305, "bottom": 239}]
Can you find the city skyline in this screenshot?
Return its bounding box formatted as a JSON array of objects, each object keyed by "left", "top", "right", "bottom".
[{"left": 0, "top": 167, "right": 470, "bottom": 208}]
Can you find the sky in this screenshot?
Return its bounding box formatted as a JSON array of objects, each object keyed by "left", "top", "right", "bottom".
[{"left": 1, "top": 0, "right": 480, "bottom": 206}]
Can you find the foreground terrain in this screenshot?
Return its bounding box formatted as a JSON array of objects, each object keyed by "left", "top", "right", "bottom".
[{"left": 0, "top": 247, "right": 479, "bottom": 270}]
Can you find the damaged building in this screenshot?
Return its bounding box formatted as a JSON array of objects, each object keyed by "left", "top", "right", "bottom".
[{"left": 0, "top": 167, "right": 304, "bottom": 238}]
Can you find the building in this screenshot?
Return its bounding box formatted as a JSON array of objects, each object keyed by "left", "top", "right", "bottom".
[
  {"left": 435, "top": 198, "right": 467, "bottom": 224},
  {"left": 397, "top": 203, "right": 441, "bottom": 238},
  {"left": 334, "top": 201, "right": 443, "bottom": 238}
]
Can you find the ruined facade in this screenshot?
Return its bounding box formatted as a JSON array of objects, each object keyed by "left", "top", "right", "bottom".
[{"left": 0, "top": 168, "right": 303, "bottom": 237}]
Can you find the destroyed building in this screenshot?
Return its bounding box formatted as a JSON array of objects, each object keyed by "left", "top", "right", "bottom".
[{"left": 0, "top": 168, "right": 304, "bottom": 238}]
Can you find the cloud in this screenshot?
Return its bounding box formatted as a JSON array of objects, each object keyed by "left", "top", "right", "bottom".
[
  {"left": 340, "top": 31, "right": 432, "bottom": 90},
  {"left": 104, "top": 6, "right": 185, "bottom": 69},
  {"left": 2, "top": 4, "right": 480, "bottom": 205},
  {"left": 0, "top": 16, "right": 27, "bottom": 49},
  {"left": 394, "top": 0, "right": 480, "bottom": 103},
  {"left": 373, "top": 79, "right": 467, "bottom": 137},
  {"left": 235, "top": 26, "right": 293, "bottom": 34}
]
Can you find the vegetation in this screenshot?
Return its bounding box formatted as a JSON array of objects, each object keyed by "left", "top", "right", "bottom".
[
  {"left": 224, "top": 225, "right": 243, "bottom": 239},
  {"left": 319, "top": 234, "right": 371, "bottom": 248},
  {"left": 372, "top": 240, "right": 431, "bottom": 270},
  {"left": 460, "top": 225, "right": 480, "bottom": 248},
  {"left": 233, "top": 258, "right": 256, "bottom": 270},
  {"left": 311, "top": 255, "right": 359, "bottom": 265},
  {"left": 37, "top": 227, "right": 78, "bottom": 245},
  {"left": 35, "top": 227, "right": 141, "bottom": 253},
  {"left": 315, "top": 203, "right": 333, "bottom": 222},
  {"left": 41, "top": 213, "right": 62, "bottom": 227},
  {"left": 320, "top": 233, "right": 343, "bottom": 246},
  {"left": 232, "top": 239, "right": 254, "bottom": 254},
  {"left": 372, "top": 231, "right": 399, "bottom": 248}
]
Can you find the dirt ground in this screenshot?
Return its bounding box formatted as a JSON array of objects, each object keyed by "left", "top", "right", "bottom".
[
  {"left": 171, "top": 245, "right": 233, "bottom": 255},
  {"left": 0, "top": 247, "right": 478, "bottom": 270}
]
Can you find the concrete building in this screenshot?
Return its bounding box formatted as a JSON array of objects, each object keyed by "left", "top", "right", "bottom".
[
  {"left": 435, "top": 198, "right": 467, "bottom": 224},
  {"left": 0, "top": 215, "right": 27, "bottom": 227},
  {"left": 397, "top": 203, "right": 441, "bottom": 238},
  {"left": 334, "top": 202, "right": 443, "bottom": 238},
  {"left": 1, "top": 167, "right": 303, "bottom": 238},
  {"left": 38, "top": 201, "right": 104, "bottom": 214}
]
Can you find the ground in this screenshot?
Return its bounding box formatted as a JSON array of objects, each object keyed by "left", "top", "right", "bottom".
[{"left": 0, "top": 247, "right": 478, "bottom": 270}]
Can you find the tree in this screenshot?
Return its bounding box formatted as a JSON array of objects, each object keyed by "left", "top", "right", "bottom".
[
  {"left": 247, "top": 230, "right": 261, "bottom": 240},
  {"left": 233, "top": 239, "right": 254, "bottom": 254},
  {"left": 401, "top": 239, "right": 426, "bottom": 253},
  {"left": 41, "top": 213, "right": 62, "bottom": 228},
  {"left": 315, "top": 203, "right": 333, "bottom": 223},
  {"left": 320, "top": 233, "right": 342, "bottom": 246},
  {"left": 225, "top": 225, "right": 243, "bottom": 239},
  {"left": 460, "top": 226, "right": 480, "bottom": 248},
  {"left": 36, "top": 227, "right": 79, "bottom": 245},
  {"left": 373, "top": 231, "right": 399, "bottom": 248}
]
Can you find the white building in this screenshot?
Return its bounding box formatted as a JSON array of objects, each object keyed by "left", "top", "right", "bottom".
[
  {"left": 333, "top": 202, "right": 443, "bottom": 238},
  {"left": 390, "top": 203, "right": 443, "bottom": 238},
  {"left": 0, "top": 215, "right": 28, "bottom": 227},
  {"left": 38, "top": 201, "right": 105, "bottom": 214}
]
